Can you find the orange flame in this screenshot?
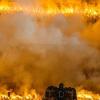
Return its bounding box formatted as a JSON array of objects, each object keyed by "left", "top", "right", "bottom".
[
  {"left": 0, "top": 1, "right": 99, "bottom": 17},
  {"left": 0, "top": 88, "right": 99, "bottom": 100},
  {"left": 77, "top": 89, "right": 100, "bottom": 100},
  {"left": 0, "top": 89, "right": 42, "bottom": 100}
]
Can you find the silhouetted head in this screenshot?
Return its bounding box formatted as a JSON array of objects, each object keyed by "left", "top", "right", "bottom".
[{"left": 59, "top": 83, "right": 64, "bottom": 88}]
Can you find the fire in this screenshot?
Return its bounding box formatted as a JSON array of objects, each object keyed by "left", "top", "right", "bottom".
[
  {"left": 0, "top": 1, "right": 100, "bottom": 100},
  {"left": 0, "top": 1, "right": 22, "bottom": 14},
  {"left": 0, "top": 89, "right": 42, "bottom": 100},
  {"left": 0, "top": 88, "right": 99, "bottom": 100},
  {"left": 0, "top": 1, "right": 99, "bottom": 18},
  {"left": 77, "top": 89, "right": 100, "bottom": 100}
]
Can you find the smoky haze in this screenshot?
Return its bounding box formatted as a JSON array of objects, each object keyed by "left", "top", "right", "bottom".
[{"left": 0, "top": 0, "right": 100, "bottom": 94}]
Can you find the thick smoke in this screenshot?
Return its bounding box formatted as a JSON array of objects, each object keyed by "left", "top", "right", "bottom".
[{"left": 0, "top": 0, "right": 100, "bottom": 94}]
